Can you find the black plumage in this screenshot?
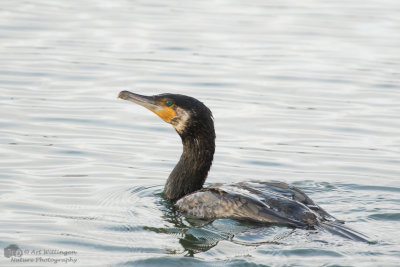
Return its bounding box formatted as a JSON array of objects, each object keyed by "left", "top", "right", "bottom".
[{"left": 161, "top": 94, "right": 216, "bottom": 200}]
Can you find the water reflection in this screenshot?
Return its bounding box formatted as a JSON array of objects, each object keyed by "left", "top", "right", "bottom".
[{"left": 144, "top": 195, "right": 226, "bottom": 256}]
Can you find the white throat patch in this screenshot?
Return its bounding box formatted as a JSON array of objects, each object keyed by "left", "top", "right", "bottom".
[{"left": 171, "top": 107, "right": 190, "bottom": 134}]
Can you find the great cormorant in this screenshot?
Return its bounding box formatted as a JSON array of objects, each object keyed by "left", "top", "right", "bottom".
[{"left": 118, "top": 91, "right": 369, "bottom": 242}]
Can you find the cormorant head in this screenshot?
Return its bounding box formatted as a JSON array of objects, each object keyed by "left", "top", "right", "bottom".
[{"left": 118, "top": 91, "right": 213, "bottom": 136}]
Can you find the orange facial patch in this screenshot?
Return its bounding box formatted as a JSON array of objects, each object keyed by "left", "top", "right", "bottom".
[
  {"left": 154, "top": 107, "right": 176, "bottom": 123},
  {"left": 151, "top": 100, "right": 176, "bottom": 123}
]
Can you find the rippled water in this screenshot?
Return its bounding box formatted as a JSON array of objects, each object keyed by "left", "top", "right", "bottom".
[{"left": 1, "top": 0, "right": 400, "bottom": 266}]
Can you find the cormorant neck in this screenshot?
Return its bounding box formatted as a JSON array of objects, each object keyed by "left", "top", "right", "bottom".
[{"left": 163, "top": 119, "right": 215, "bottom": 201}]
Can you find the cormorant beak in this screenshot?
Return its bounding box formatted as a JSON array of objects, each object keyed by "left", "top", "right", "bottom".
[
  {"left": 118, "top": 91, "right": 162, "bottom": 112},
  {"left": 118, "top": 90, "right": 177, "bottom": 123}
]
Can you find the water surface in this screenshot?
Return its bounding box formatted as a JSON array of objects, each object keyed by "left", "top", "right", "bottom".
[{"left": 1, "top": 0, "right": 400, "bottom": 266}]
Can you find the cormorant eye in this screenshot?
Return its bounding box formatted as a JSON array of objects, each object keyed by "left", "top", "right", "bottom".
[{"left": 165, "top": 100, "right": 174, "bottom": 107}]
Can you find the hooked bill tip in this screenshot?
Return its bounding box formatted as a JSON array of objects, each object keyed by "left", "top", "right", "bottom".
[{"left": 118, "top": 90, "right": 130, "bottom": 100}]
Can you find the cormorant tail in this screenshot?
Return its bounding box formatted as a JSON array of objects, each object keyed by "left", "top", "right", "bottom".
[{"left": 318, "top": 221, "right": 370, "bottom": 243}]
